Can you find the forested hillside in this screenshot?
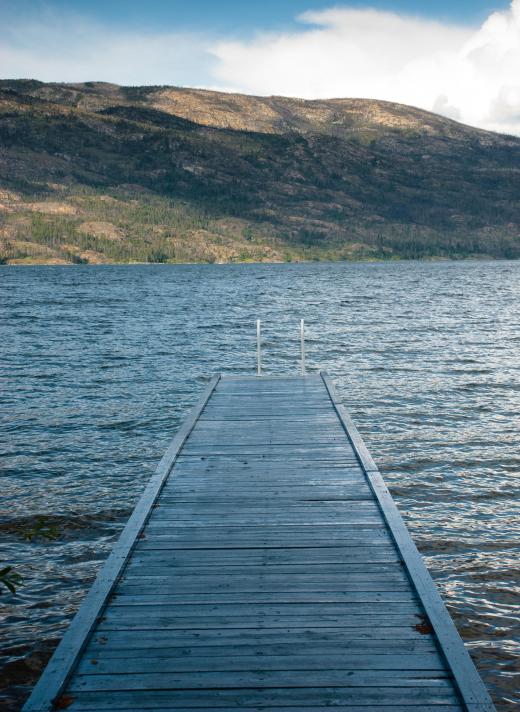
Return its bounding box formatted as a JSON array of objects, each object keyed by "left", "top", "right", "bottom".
[{"left": 0, "top": 80, "right": 519, "bottom": 264}]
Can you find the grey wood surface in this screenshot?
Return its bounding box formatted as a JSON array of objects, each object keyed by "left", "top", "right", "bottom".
[{"left": 23, "top": 372, "right": 494, "bottom": 711}]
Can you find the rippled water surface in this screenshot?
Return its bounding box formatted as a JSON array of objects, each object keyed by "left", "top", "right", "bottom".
[{"left": 1, "top": 262, "right": 519, "bottom": 710}]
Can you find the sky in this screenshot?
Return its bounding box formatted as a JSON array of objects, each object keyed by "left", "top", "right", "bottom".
[{"left": 1, "top": 0, "right": 519, "bottom": 135}]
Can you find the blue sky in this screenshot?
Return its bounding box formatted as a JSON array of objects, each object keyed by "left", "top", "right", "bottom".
[
  {"left": 1, "top": 0, "right": 519, "bottom": 134},
  {"left": 2, "top": 0, "right": 511, "bottom": 32}
]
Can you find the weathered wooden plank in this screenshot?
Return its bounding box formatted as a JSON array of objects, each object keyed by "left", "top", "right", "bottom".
[
  {"left": 155, "top": 494, "right": 375, "bottom": 504},
  {"left": 103, "top": 601, "right": 422, "bottom": 618},
  {"left": 150, "top": 507, "right": 374, "bottom": 516},
  {"left": 164, "top": 475, "right": 367, "bottom": 484},
  {"left": 156, "top": 482, "right": 371, "bottom": 493},
  {"left": 146, "top": 517, "right": 387, "bottom": 538},
  {"left": 97, "top": 614, "right": 423, "bottom": 631},
  {"left": 117, "top": 580, "right": 412, "bottom": 594},
  {"left": 85, "top": 638, "right": 439, "bottom": 658},
  {"left": 192, "top": 416, "right": 339, "bottom": 423},
  {"left": 115, "top": 572, "right": 411, "bottom": 587},
  {"left": 200, "top": 408, "right": 331, "bottom": 415},
  {"left": 159, "top": 484, "right": 373, "bottom": 495},
  {"left": 197, "top": 415, "right": 340, "bottom": 422},
  {"left": 137, "top": 528, "right": 389, "bottom": 542},
  {"left": 159, "top": 481, "right": 368, "bottom": 490},
  {"left": 151, "top": 500, "right": 380, "bottom": 511},
  {"left": 211, "top": 392, "right": 327, "bottom": 398},
  {"left": 165, "top": 480, "right": 367, "bottom": 489},
  {"left": 138, "top": 532, "right": 389, "bottom": 543},
  {"left": 149, "top": 509, "right": 380, "bottom": 518},
  {"left": 203, "top": 393, "right": 330, "bottom": 404},
  {"left": 122, "top": 561, "right": 404, "bottom": 574},
  {"left": 110, "top": 591, "right": 417, "bottom": 604},
  {"left": 195, "top": 472, "right": 366, "bottom": 481},
  {"left": 100, "top": 600, "right": 422, "bottom": 616},
  {"left": 180, "top": 447, "right": 356, "bottom": 456},
  {"left": 188, "top": 425, "right": 346, "bottom": 434},
  {"left": 150, "top": 496, "right": 373, "bottom": 509},
  {"left": 208, "top": 397, "right": 329, "bottom": 403},
  {"left": 143, "top": 524, "right": 388, "bottom": 535},
  {"left": 87, "top": 636, "right": 437, "bottom": 654},
  {"left": 171, "top": 461, "right": 362, "bottom": 470},
  {"left": 150, "top": 504, "right": 382, "bottom": 514},
  {"left": 134, "top": 538, "right": 391, "bottom": 550},
  {"left": 76, "top": 651, "right": 445, "bottom": 675},
  {"left": 147, "top": 516, "right": 386, "bottom": 527},
  {"left": 201, "top": 404, "right": 332, "bottom": 410},
  {"left": 145, "top": 516, "right": 383, "bottom": 526},
  {"left": 186, "top": 429, "right": 348, "bottom": 438},
  {"left": 88, "top": 626, "right": 434, "bottom": 650},
  {"left": 120, "top": 571, "right": 409, "bottom": 585},
  {"left": 145, "top": 518, "right": 385, "bottom": 528},
  {"left": 156, "top": 493, "right": 373, "bottom": 501},
  {"left": 171, "top": 457, "right": 361, "bottom": 467},
  {"left": 212, "top": 390, "right": 327, "bottom": 397},
  {"left": 130, "top": 548, "right": 402, "bottom": 564},
  {"left": 212, "top": 393, "right": 324, "bottom": 399},
  {"left": 130, "top": 545, "right": 399, "bottom": 559},
  {"left": 158, "top": 489, "right": 371, "bottom": 499},
  {"left": 201, "top": 407, "right": 332, "bottom": 412},
  {"left": 69, "top": 670, "right": 453, "bottom": 693},
  {"left": 190, "top": 421, "right": 345, "bottom": 430},
  {"left": 204, "top": 404, "right": 329, "bottom": 411},
  {"left": 199, "top": 412, "right": 337, "bottom": 419},
  {"left": 216, "top": 383, "right": 323, "bottom": 392},
  {"left": 145, "top": 519, "right": 387, "bottom": 529},
  {"left": 118, "top": 562, "right": 413, "bottom": 591},
  {"left": 201, "top": 406, "right": 332, "bottom": 414},
  {"left": 200, "top": 408, "right": 335, "bottom": 416},
  {"left": 146, "top": 521, "right": 386, "bottom": 531},
  {"left": 66, "top": 703, "right": 462, "bottom": 712},
  {"left": 117, "top": 581, "right": 411, "bottom": 594},
  {"left": 120, "top": 564, "right": 406, "bottom": 576}
]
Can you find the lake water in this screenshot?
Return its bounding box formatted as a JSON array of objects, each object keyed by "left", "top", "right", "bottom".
[{"left": 1, "top": 261, "right": 519, "bottom": 710}]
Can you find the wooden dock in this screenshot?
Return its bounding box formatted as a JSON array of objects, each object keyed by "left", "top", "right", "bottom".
[{"left": 24, "top": 373, "right": 494, "bottom": 711}]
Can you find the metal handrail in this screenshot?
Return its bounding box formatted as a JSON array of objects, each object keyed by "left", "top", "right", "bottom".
[
  {"left": 255, "top": 320, "right": 306, "bottom": 376},
  {"left": 300, "top": 319, "right": 306, "bottom": 375},
  {"left": 256, "top": 319, "right": 262, "bottom": 376}
]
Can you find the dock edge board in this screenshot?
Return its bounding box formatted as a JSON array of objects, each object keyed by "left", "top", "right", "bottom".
[
  {"left": 22, "top": 375, "right": 221, "bottom": 712},
  {"left": 320, "top": 371, "right": 495, "bottom": 712}
]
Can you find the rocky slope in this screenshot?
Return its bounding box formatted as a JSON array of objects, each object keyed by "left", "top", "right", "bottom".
[{"left": 0, "top": 80, "right": 519, "bottom": 264}]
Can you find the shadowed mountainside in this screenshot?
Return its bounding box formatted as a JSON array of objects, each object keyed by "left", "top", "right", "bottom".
[{"left": 0, "top": 80, "right": 519, "bottom": 264}]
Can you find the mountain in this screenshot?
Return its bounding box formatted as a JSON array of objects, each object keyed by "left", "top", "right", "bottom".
[{"left": 0, "top": 80, "right": 519, "bottom": 264}]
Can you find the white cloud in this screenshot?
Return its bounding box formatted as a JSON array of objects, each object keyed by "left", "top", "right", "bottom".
[
  {"left": 0, "top": 11, "right": 213, "bottom": 87},
  {"left": 211, "top": 2, "right": 520, "bottom": 135}
]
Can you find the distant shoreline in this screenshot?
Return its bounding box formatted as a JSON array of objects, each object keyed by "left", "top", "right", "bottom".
[{"left": 1, "top": 255, "right": 512, "bottom": 267}]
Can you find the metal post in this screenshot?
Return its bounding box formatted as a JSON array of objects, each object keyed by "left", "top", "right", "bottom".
[
  {"left": 300, "top": 319, "right": 306, "bottom": 375},
  {"left": 256, "top": 319, "right": 262, "bottom": 376}
]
